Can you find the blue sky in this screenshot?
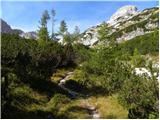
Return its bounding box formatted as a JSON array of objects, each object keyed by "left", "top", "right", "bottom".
[{"left": 1, "top": 0, "right": 158, "bottom": 34}]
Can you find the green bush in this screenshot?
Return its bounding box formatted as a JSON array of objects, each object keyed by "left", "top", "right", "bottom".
[
  {"left": 119, "top": 30, "right": 159, "bottom": 55},
  {"left": 118, "top": 74, "right": 158, "bottom": 119}
]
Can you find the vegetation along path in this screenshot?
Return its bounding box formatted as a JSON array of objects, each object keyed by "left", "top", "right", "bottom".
[{"left": 58, "top": 71, "right": 100, "bottom": 119}]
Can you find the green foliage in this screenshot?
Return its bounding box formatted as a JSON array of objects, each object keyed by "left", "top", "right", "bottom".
[
  {"left": 47, "top": 94, "right": 70, "bottom": 110},
  {"left": 98, "top": 22, "right": 109, "bottom": 41},
  {"left": 150, "top": 12, "right": 159, "bottom": 20},
  {"left": 63, "top": 33, "right": 73, "bottom": 44},
  {"left": 72, "top": 26, "right": 81, "bottom": 43},
  {"left": 119, "top": 30, "right": 159, "bottom": 55},
  {"left": 73, "top": 44, "right": 91, "bottom": 64},
  {"left": 1, "top": 6, "right": 159, "bottom": 118},
  {"left": 59, "top": 20, "right": 68, "bottom": 34},
  {"left": 38, "top": 10, "right": 50, "bottom": 44},
  {"left": 40, "top": 10, "right": 50, "bottom": 27},
  {"left": 75, "top": 24, "right": 158, "bottom": 118},
  {"left": 77, "top": 45, "right": 133, "bottom": 94},
  {"left": 1, "top": 33, "right": 72, "bottom": 118},
  {"left": 38, "top": 27, "right": 50, "bottom": 44},
  {"left": 118, "top": 74, "right": 158, "bottom": 119},
  {"left": 131, "top": 48, "right": 146, "bottom": 67}
]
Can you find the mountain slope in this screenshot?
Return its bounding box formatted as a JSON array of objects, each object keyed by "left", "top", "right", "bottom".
[
  {"left": 0, "top": 19, "right": 38, "bottom": 39},
  {"left": 80, "top": 6, "right": 159, "bottom": 46},
  {"left": 1, "top": 19, "right": 13, "bottom": 33}
]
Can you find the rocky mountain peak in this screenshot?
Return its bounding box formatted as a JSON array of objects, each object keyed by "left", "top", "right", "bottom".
[
  {"left": 1, "top": 19, "right": 38, "bottom": 39},
  {"left": 0, "top": 19, "right": 13, "bottom": 33},
  {"left": 108, "top": 5, "right": 138, "bottom": 26},
  {"left": 81, "top": 6, "right": 158, "bottom": 47}
]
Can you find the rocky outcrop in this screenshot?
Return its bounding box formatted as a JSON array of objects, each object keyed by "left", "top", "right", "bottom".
[
  {"left": 107, "top": 5, "right": 138, "bottom": 26},
  {"left": 81, "top": 6, "right": 159, "bottom": 47},
  {"left": 81, "top": 27, "right": 99, "bottom": 46},
  {"left": 20, "top": 31, "right": 37, "bottom": 39},
  {"left": 116, "top": 28, "right": 146, "bottom": 42}
]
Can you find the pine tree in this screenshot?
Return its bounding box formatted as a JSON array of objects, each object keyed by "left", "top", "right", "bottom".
[
  {"left": 59, "top": 20, "right": 67, "bottom": 35},
  {"left": 38, "top": 10, "right": 50, "bottom": 44},
  {"left": 51, "top": 9, "right": 56, "bottom": 39}
]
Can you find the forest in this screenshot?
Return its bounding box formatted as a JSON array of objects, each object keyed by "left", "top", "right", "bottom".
[{"left": 1, "top": 9, "right": 159, "bottom": 119}]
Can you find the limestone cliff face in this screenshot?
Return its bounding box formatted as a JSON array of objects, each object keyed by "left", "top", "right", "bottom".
[
  {"left": 107, "top": 5, "right": 138, "bottom": 26},
  {"left": 81, "top": 6, "right": 159, "bottom": 47}
]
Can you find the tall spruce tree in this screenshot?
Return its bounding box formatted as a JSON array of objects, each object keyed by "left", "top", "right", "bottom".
[
  {"left": 59, "top": 20, "right": 67, "bottom": 35},
  {"left": 38, "top": 10, "right": 50, "bottom": 44}
]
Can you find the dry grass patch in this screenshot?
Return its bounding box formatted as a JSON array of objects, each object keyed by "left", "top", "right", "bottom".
[
  {"left": 51, "top": 98, "right": 91, "bottom": 119},
  {"left": 88, "top": 95, "right": 128, "bottom": 119}
]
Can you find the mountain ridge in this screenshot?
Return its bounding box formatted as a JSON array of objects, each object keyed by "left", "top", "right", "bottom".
[
  {"left": 0, "top": 19, "right": 38, "bottom": 39},
  {"left": 80, "top": 6, "right": 159, "bottom": 47},
  {"left": 1, "top": 6, "right": 158, "bottom": 45}
]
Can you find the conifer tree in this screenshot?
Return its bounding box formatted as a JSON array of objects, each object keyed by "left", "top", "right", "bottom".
[
  {"left": 51, "top": 9, "right": 56, "bottom": 39},
  {"left": 38, "top": 10, "right": 50, "bottom": 44},
  {"left": 59, "top": 20, "right": 68, "bottom": 35}
]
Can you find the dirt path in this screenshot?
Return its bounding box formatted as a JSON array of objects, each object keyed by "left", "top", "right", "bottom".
[
  {"left": 84, "top": 99, "right": 100, "bottom": 119},
  {"left": 58, "top": 71, "right": 100, "bottom": 119}
]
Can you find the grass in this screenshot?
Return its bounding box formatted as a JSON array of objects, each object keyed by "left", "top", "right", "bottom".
[
  {"left": 11, "top": 85, "right": 49, "bottom": 111},
  {"left": 60, "top": 99, "right": 91, "bottom": 119},
  {"left": 12, "top": 85, "right": 90, "bottom": 118},
  {"left": 50, "top": 67, "right": 75, "bottom": 83},
  {"left": 7, "top": 67, "right": 129, "bottom": 119},
  {"left": 87, "top": 94, "right": 128, "bottom": 119}
]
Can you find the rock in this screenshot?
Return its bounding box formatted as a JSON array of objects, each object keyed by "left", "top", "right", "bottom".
[
  {"left": 116, "top": 28, "right": 146, "bottom": 42},
  {"left": 145, "top": 22, "right": 158, "bottom": 30},
  {"left": 20, "top": 31, "right": 38, "bottom": 39},
  {"left": 93, "top": 112, "right": 100, "bottom": 119},
  {"left": 81, "top": 27, "right": 99, "bottom": 46},
  {"left": 80, "top": 6, "right": 158, "bottom": 47},
  {"left": 108, "top": 5, "right": 138, "bottom": 26},
  {"left": 134, "top": 67, "right": 151, "bottom": 78}
]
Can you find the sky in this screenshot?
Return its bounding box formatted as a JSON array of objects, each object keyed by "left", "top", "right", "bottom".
[{"left": 1, "top": 0, "right": 159, "bottom": 34}]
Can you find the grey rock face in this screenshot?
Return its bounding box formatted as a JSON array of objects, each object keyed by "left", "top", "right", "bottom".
[
  {"left": 81, "top": 6, "right": 158, "bottom": 47},
  {"left": 81, "top": 27, "right": 99, "bottom": 46},
  {"left": 145, "top": 22, "right": 158, "bottom": 30},
  {"left": 116, "top": 28, "right": 146, "bottom": 42},
  {"left": 108, "top": 5, "right": 138, "bottom": 26}
]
